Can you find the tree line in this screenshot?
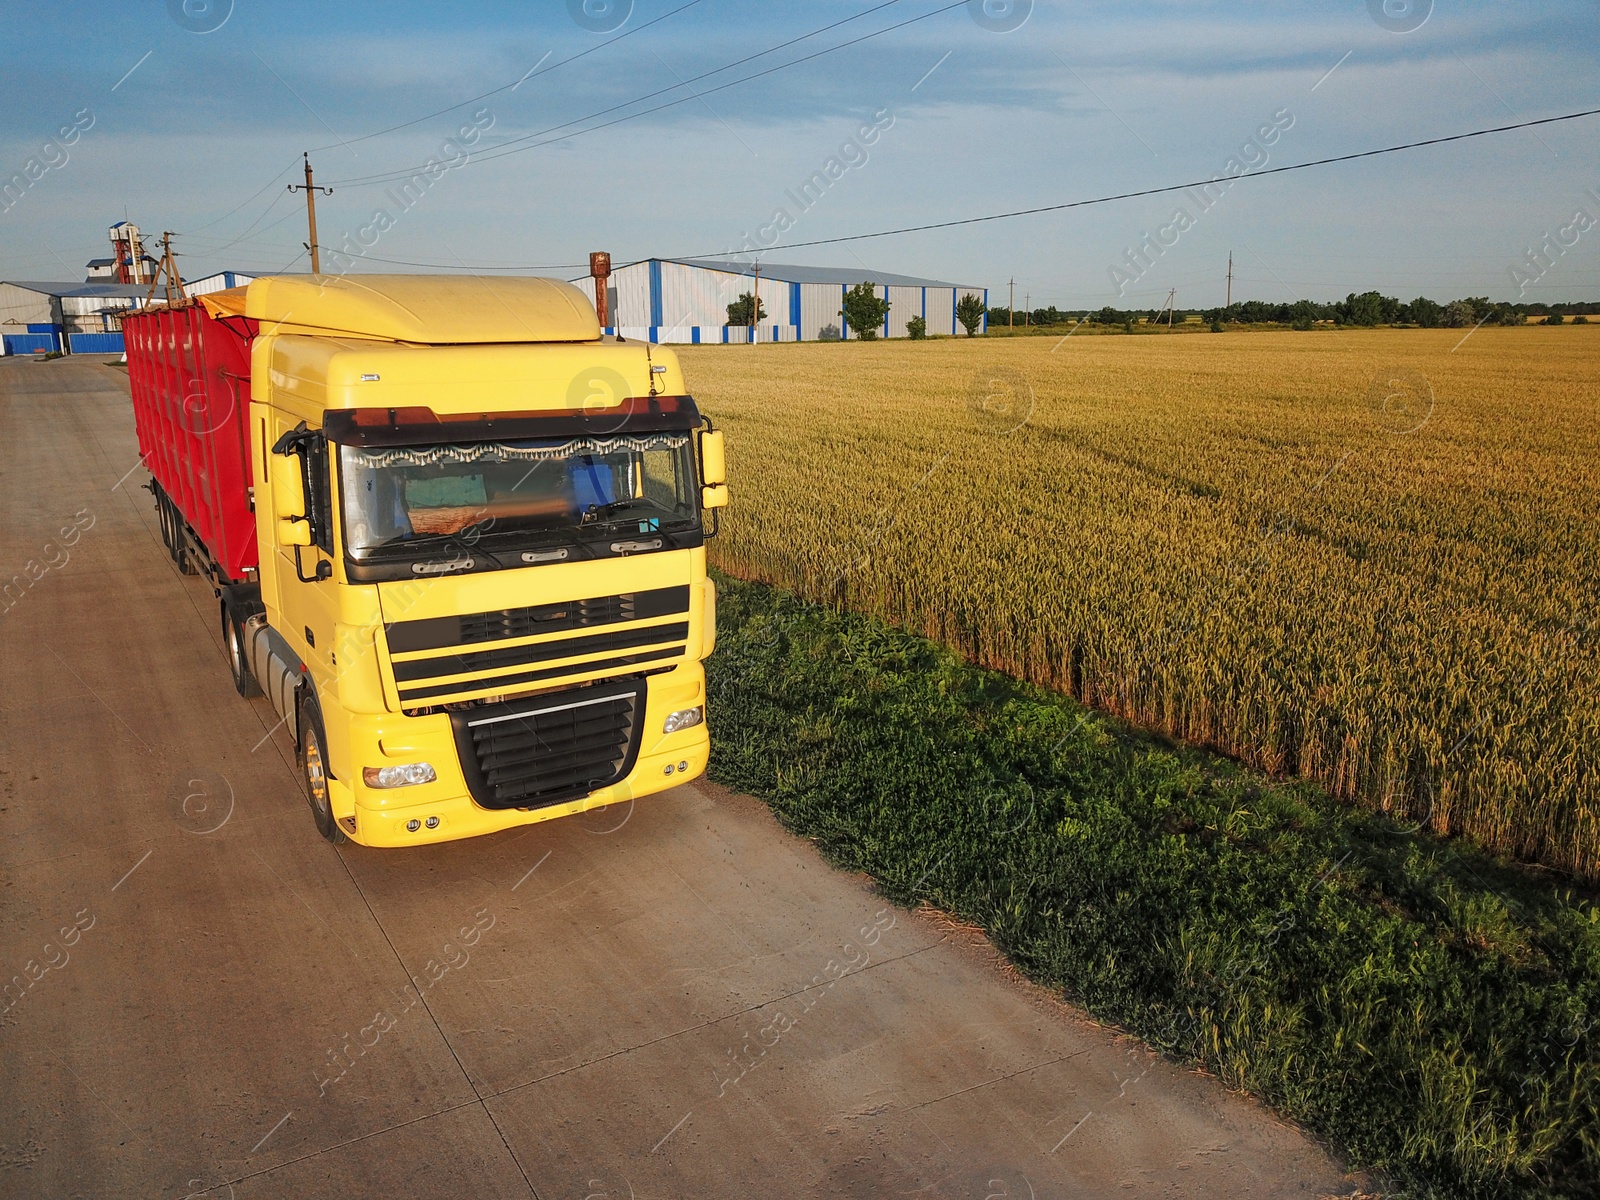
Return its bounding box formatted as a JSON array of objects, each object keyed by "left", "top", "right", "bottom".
[{"left": 989, "top": 293, "right": 1599, "bottom": 330}]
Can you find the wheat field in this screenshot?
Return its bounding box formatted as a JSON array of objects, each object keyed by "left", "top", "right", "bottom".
[{"left": 684, "top": 327, "right": 1600, "bottom": 877}]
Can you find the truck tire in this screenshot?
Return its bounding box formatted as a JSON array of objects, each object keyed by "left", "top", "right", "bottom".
[
  {"left": 156, "top": 490, "right": 198, "bottom": 575},
  {"left": 297, "top": 693, "right": 346, "bottom": 845},
  {"left": 221, "top": 601, "right": 262, "bottom": 698}
]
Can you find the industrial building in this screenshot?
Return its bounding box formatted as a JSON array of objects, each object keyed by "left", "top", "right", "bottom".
[
  {"left": 0, "top": 281, "right": 148, "bottom": 354},
  {"left": 184, "top": 270, "right": 255, "bottom": 297},
  {"left": 568, "top": 258, "right": 988, "bottom": 343},
  {"left": 1, "top": 216, "right": 255, "bottom": 355},
  {"left": 86, "top": 221, "right": 159, "bottom": 284}
]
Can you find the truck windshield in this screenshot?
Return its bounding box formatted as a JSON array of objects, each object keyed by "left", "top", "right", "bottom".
[{"left": 338, "top": 434, "right": 698, "bottom": 560}]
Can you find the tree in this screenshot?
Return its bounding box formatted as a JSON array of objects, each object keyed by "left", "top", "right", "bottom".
[
  {"left": 840, "top": 282, "right": 891, "bottom": 340},
  {"left": 956, "top": 293, "right": 986, "bottom": 336},
  {"left": 725, "top": 292, "right": 767, "bottom": 327},
  {"left": 1443, "top": 299, "right": 1476, "bottom": 328},
  {"left": 1405, "top": 296, "right": 1443, "bottom": 328},
  {"left": 1288, "top": 299, "right": 1317, "bottom": 331},
  {"left": 1338, "top": 290, "right": 1397, "bottom": 327},
  {"left": 906, "top": 315, "right": 927, "bottom": 340}
]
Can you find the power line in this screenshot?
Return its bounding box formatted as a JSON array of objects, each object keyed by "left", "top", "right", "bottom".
[
  {"left": 178, "top": 207, "right": 304, "bottom": 258},
  {"left": 173, "top": 6, "right": 707, "bottom": 248},
  {"left": 673, "top": 106, "right": 1600, "bottom": 258},
  {"left": 306, "top": 0, "right": 706, "bottom": 154},
  {"left": 184, "top": 189, "right": 296, "bottom": 255},
  {"left": 177, "top": 158, "right": 302, "bottom": 236},
  {"left": 325, "top": 0, "right": 963, "bottom": 189}
]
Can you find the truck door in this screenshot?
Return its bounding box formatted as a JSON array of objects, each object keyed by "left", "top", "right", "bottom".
[{"left": 266, "top": 418, "right": 340, "bottom": 691}]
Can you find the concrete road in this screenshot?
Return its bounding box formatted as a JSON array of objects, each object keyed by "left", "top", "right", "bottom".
[{"left": 0, "top": 356, "right": 1362, "bottom": 1198}]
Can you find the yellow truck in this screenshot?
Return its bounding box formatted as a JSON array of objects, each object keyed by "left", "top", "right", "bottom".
[{"left": 124, "top": 275, "right": 726, "bottom": 846}]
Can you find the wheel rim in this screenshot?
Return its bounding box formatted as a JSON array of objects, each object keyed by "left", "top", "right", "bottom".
[
  {"left": 227, "top": 621, "right": 244, "bottom": 678},
  {"left": 304, "top": 728, "right": 329, "bottom": 816}
]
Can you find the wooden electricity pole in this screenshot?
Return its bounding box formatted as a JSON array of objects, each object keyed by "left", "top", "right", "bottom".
[
  {"left": 288, "top": 153, "right": 333, "bottom": 273},
  {"left": 1008, "top": 278, "right": 1015, "bottom": 331},
  {"left": 145, "top": 232, "right": 185, "bottom": 305},
  {"left": 751, "top": 261, "right": 760, "bottom": 346},
  {"left": 1226, "top": 251, "right": 1233, "bottom": 308},
  {"left": 1167, "top": 288, "right": 1176, "bottom": 328},
  {"left": 1024, "top": 292, "right": 1030, "bottom": 327}
]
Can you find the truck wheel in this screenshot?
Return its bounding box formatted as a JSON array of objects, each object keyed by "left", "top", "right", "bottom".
[
  {"left": 221, "top": 602, "right": 262, "bottom": 698},
  {"left": 297, "top": 695, "right": 346, "bottom": 845},
  {"left": 156, "top": 493, "right": 174, "bottom": 552}
]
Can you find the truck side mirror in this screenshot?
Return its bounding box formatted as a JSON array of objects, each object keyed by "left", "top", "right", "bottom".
[
  {"left": 698, "top": 428, "right": 728, "bottom": 509},
  {"left": 278, "top": 518, "right": 313, "bottom": 547},
  {"left": 270, "top": 452, "right": 310, "bottom": 546},
  {"left": 699, "top": 429, "right": 726, "bottom": 486}
]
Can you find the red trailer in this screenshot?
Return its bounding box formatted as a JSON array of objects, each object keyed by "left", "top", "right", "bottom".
[{"left": 122, "top": 290, "right": 259, "bottom": 584}]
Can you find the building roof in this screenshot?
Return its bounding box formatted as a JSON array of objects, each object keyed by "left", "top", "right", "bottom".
[
  {"left": 3, "top": 281, "right": 151, "bottom": 299},
  {"left": 663, "top": 258, "right": 980, "bottom": 290}
]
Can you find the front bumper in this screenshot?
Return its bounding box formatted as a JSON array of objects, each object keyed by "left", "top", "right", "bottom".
[{"left": 322, "top": 662, "right": 708, "bottom": 847}]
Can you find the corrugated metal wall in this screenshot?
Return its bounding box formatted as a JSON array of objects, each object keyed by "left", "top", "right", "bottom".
[
  {"left": 185, "top": 272, "right": 255, "bottom": 297},
  {"left": 657, "top": 261, "right": 798, "bottom": 336},
  {"left": 799, "top": 283, "right": 841, "bottom": 340},
  {"left": 68, "top": 332, "right": 125, "bottom": 353},
  {"left": 886, "top": 286, "right": 921, "bottom": 338},
  {"left": 956, "top": 287, "right": 987, "bottom": 334},
  {"left": 0, "top": 283, "right": 56, "bottom": 330},
  {"left": 615, "top": 264, "right": 654, "bottom": 331},
  {"left": 925, "top": 286, "right": 956, "bottom": 335}
]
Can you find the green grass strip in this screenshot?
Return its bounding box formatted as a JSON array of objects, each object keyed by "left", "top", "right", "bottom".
[{"left": 706, "top": 572, "right": 1599, "bottom": 1199}]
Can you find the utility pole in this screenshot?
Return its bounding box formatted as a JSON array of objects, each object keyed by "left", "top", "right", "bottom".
[
  {"left": 288, "top": 152, "right": 333, "bottom": 273},
  {"left": 161, "top": 232, "right": 179, "bottom": 305},
  {"left": 1165, "top": 287, "right": 1176, "bottom": 329},
  {"left": 146, "top": 232, "right": 185, "bottom": 306},
  {"left": 1024, "top": 292, "right": 1030, "bottom": 327},
  {"left": 750, "top": 261, "right": 760, "bottom": 346},
  {"left": 1226, "top": 251, "right": 1233, "bottom": 308},
  {"left": 1008, "top": 278, "right": 1015, "bottom": 331}
]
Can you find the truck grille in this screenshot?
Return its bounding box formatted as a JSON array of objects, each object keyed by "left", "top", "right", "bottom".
[
  {"left": 453, "top": 683, "right": 643, "bottom": 810},
  {"left": 388, "top": 586, "right": 687, "bottom": 652},
  {"left": 385, "top": 585, "right": 690, "bottom": 706}
]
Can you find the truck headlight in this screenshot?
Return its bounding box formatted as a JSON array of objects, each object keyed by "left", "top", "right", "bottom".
[
  {"left": 363, "top": 762, "right": 437, "bottom": 789},
  {"left": 663, "top": 706, "right": 704, "bottom": 734}
]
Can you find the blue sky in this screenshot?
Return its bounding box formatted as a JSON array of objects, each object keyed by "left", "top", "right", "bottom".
[{"left": 1, "top": 0, "right": 1596, "bottom": 307}]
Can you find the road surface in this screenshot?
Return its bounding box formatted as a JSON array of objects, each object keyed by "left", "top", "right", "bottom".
[{"left": 0, "top": 356, "right": 1363, "bottom": 1198}]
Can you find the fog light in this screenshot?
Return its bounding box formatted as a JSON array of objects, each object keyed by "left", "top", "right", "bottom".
[
  {"left": 406, "top": 819, "right": 421, "bottom": 832},
  {"left": 678, "top": 760, "right": 689, "bottom": 773},
  {"left": 424, "top": 816, "right": 440, "bottom": 829},
  {"left": 664, "top": 764, "right": 675, "bottom": 776},
  {"left": 663, "top": 706, "right": 704, "bottom": 734},
  {"left": 363, "top": 762, "right": 437, "bottom": 789}
]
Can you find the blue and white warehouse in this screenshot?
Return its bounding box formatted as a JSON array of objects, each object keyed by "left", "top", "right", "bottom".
[{"left": 568, "top": 258, "right": 988, "bottom": 343}]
